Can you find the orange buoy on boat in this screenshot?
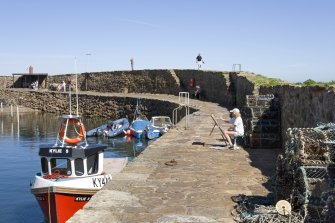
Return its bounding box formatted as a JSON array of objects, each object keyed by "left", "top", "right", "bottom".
[
  {"left": 126, "top": 129, "right": 132, "bottom": 136},
  {"left": 58, "top": 118, "right": 86, "bottom": 144}
]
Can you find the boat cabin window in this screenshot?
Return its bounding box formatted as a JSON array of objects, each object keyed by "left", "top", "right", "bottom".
[
  {"left": 87, "top": 154, "right": 99, "bottom": 175},
  {"left": 75, "top": 158, "right": 84, "bottom": 176},
  {"left": 50, "top": 158, "right": 72, "bottom": 176},
  {"left": 41, "top": 157, "right": 48, "bottom": 174}
]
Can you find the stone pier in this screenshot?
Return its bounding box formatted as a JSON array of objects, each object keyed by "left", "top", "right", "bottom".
[{"left": 68, "top": 97, "right": 279, "bottom": 223}]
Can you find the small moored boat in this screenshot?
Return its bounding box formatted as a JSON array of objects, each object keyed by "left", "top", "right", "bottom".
[
  {"left": 86, "top": 118, "right": 129, "bottom": 138},
  {"left": 129, "top": 118, "right": 151, "bottom": 138},
  {"left": 150, "top": 116, "right": 173, "bottom": 135},
  {"left": 128, "top": 97, "right": 151, "bottom": 138}
]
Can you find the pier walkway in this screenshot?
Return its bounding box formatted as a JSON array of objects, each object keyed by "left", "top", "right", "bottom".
[{"left": 68, "top": 94, "right": 280, "bottom": 223}]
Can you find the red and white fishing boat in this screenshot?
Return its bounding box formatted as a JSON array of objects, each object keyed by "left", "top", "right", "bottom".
[
  {"left": 30, "top": 81, "right": 127, "bottom": 223},
  {"left": 30, "top": 114, "right": 128, "bottom": 223}
]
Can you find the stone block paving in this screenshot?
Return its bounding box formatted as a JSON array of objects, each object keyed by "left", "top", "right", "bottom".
[{"left": 68, "top": 96, "right": 280, "bottom": 223}]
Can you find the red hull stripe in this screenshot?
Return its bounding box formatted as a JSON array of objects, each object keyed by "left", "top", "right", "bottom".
[{"left": 35, "top": 192, "right": 93, "bottom": 223}]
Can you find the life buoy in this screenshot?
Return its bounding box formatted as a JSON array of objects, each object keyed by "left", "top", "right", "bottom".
[{"left": 58, "top": 118, "right": 86, "bottom": 144}]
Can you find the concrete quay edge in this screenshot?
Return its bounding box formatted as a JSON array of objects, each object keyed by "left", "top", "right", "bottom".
[{"left": 68, "top": 94, "right": 280, "bottom": 223}]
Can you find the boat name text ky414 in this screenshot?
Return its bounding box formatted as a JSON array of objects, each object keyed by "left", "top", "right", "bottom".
[{"left": 92, "top": 176, "right": 112, "bottom": 187}]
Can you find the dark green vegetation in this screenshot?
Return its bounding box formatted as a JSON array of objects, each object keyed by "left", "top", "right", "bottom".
[
  {"left": 295, "top": 79, "right": 335, "bottom": 87},
  {"left": 244, "top": 73, "right": 334, "bottom": 89}
]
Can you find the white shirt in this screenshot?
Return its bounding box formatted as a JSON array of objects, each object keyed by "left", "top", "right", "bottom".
[
  {"left": 229, "top": 117, "right": 235, "bottom": 124},
  {"left": 233, "top": 116, "right": 244, "bottom": 136}
]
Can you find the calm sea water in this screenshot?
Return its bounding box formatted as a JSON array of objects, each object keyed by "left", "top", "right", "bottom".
[{"left": 0, "top": 112, "right": 150, "bottom": 223}]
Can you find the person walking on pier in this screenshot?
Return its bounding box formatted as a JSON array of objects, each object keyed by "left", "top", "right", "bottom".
[{"left": 223, "top": 108, "right": 244, "bottom": 149}]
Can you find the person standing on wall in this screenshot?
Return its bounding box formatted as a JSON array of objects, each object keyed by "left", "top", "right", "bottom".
[{"left": 196, "top": 53, "right": 204, "bottom": 70}]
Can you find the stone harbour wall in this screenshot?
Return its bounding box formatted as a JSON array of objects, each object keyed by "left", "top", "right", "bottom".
[
  {"left": 259, "top": 85, "right": 335, "bottom": 142},
  {"left": 174, "top": 70, "right": 234, "bottom": 106},
  {"left": 47, "top": 70, "right": 181, "bottom": 95},
  {"left": 0, "top": 89, "right": 180, "bottom": 120},
  {"left": 1, "top": 70, "right": 334, "bottom": 150},
  {"left": 45, "top": 70, "right": 256, "bottom": 107},
  {"left": 0, "top": 70, "right": 257, "bottom": 108},
  {"left": 0, "top": 76, "right": 19, "bottom": 88},
  {"left": 229, "top": 73, "right": 258, "bottom": 108}
]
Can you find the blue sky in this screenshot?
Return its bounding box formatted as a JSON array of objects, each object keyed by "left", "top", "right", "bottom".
[{"left": 0, "top": 0, "right": 334, "bottom": 82}]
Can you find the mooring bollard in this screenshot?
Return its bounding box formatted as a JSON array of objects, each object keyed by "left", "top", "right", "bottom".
[
  {"left": 17, "top": 106, "right": 20, "bottom": 137},
  {"left": 17, "top": 106, "right": 20, "bottom": 123}
]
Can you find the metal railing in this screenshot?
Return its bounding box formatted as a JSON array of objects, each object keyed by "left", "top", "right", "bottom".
[{"left": 172, "top": 92, "right": 190, "bottom": 129}]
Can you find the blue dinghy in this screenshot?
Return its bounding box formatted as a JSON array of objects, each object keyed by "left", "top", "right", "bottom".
[
  {"left": 128, "top": 98, "right": 151, "bottom": 139},
  {"left": 129, "top": 118, "right": 151, "bottom": 138},
  {"left": 145, "top": 124, "right": 160, "bottom": 139}
]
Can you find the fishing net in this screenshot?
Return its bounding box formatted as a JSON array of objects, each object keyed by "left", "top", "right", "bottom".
[{"left": 233, "top": 123, "right": 335, "bottom": 222}]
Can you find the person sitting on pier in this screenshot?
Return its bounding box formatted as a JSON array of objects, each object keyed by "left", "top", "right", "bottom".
[{"left": 222, "top": 108, "right": 244, "bottom": 149}]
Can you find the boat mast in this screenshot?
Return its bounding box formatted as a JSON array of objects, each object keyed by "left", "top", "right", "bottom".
[
  {"left": 133, "top": 97, "right": 141, "bottom": 121},
  {"left": 69, "top": 80, "right": 72, "bottom": 116},
  {"left": 75, "top": 57, "right": 79, "bottom": 116}
]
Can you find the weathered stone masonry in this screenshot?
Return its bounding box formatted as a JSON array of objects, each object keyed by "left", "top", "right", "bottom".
[
  {"left": 0, "top": 89, "right": 181, "bottom": 120},
  {"left": 259, "top": 85, "right": 335, "bottom": 143},
  {"left": 1, "top": 70, "right": 334, "bottom": 149}
]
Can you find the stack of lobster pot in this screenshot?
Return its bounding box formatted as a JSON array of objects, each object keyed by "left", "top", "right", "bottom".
[
  {"left": 244, "top": 94, "right": 281, "bottom": 149},
  {"left": 276, "top": 124, "right": 335, "bottom": 222}
]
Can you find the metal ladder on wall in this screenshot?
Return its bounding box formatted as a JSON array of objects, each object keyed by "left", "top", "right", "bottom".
[{"left": 172, "top": 92, "right": 190, "bottom": 129}]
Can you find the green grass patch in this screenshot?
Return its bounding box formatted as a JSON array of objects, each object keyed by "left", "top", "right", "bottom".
[{"left": 244, "top": 73, "right": 287, "bottom": 87}]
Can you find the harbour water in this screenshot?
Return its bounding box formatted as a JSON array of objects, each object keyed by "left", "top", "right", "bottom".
[{"left": 0, "top": 112, "right": 150, "bottom": 223}]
